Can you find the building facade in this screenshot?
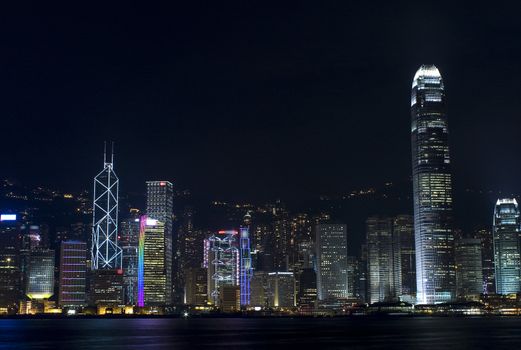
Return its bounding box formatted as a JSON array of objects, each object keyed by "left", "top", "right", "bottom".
[
  {"left": 267, "top": 272, "right": 295, "bottom": 308},
  {"left": 138, "top": 217, "right": 169, "bottom": 307},
  {"left": 119, "top": 217, "right": 140, "bottom": 305},
  {"left": 455, "top": 238, "right": 483, "bottom": 299},
  {"left": 393, "top": 215, "right": 416, "bottom": 298},
  {"left": 207, "top": 230, "right": 239, "bottom": 307},
  {"left": 366, "top": 217, "right": 396, "bottom": 303},
  {"left": 91, "top": 144, "right": 122, "bottom": 270},
  {"left": 26, "top": 249, "right": 55, "bottom": 300},
  {"left": 59, "top": 241, "right": 87, "bottom": 308},
  {"left": 411, "top": 65, "right": 456, "bottom": 304},
  {"left": 474, "top": 228, "right": 495, "bottom": 294},
  {"left": 315, "top": 224, "right": 348, "bottom": 300},
  {"left": 146, "top": 181, "right": 173, "bottom": 304},
  {"left": 493, "top": 199, "right": 521, "bottom": 295},
  {"left": 0, "top": 215, "right": 21, "bottom": 314}
]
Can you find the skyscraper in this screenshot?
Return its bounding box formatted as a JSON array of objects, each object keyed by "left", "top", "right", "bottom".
[
  {"left": 366, "top": 217, "right": 395, "bottom": 303},
  {"left": 239, "top": 227, "right": 253, "bottom": 307},
  {"left": 25, "top": 249, "right": 55, "bottom": 300},
  {"left": 267, "top": 272, "right": 296, "bottom": 308},
  {"left": 119, "top": 216, "right": 140, "bottom": 305},
  {"left": 315, "top": 224, "right": 348, "bottom": 300},
  {"left": 59, "top": 241, "right": 87, "bottom": 309},
  {"left": 474, "top": 227, "right": 495, "bottom": 294},
  {"left": 91, "top": 143, "right": 122, "bottom": 270},
  {"left": 455, "top": 238, "right": 483, "bottom": 299},
  {"left": 0, "top": 215, "right": 21, "bottom": 314},
  {"left": 297, "top": 267, "right": 317, "bottom": 314},
  {"left": 493, "top": 199, "right": 521, "bottom": 295},
  {"left": 146, "top": 181, "right": 173, "bottom": 304},
  {"left": 137, "top": 216, "right": 169, "bottom": 307},
  {"left": 411, "top": 65, "right": 456, "bottom": 304},
  {"left": 207, "top": 230, "right": 239, "bottom": 307},
  {"left": 393, "top": 215, "right": 416, "bottom": 298}
]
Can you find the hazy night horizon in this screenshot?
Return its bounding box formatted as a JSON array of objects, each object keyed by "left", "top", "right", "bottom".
[{"left": 2, "top": 2, "right": 521, "bottom": 349}]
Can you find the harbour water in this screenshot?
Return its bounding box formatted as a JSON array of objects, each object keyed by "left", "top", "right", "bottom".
[{"left": 1, "top": 317, "right": 521, "bottom": 349}]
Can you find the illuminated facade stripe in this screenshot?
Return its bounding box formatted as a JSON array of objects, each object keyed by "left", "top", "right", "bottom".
[{"left": 137, "top": 215, "right": 146, "bottom": 307}]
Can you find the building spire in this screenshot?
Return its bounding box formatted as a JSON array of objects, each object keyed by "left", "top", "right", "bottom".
[
  {"left": 103, "top": 141, "right": 107, "bottom": 164},
  {"left": 111, "top": 141, "right": 115, "bottom": 164}
]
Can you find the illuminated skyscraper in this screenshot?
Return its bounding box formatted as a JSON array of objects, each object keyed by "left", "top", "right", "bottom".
[
  {"left": 239, "top": 227, "right": 253, "bottom": 306},
  {"left": 91, "top": 143, "right": 122, "bottom": 270},
  {"left": 493, "top": 199, "right": 521, "bottom": 295},
  {"left": 411, "top": 65, "right": 456, "bottom": 304},
  {"left": 59, "top": 241, "right": 87, "bottom": 308},
  {"left": 474, "top": 227, "right": 495, "bottom": 294},
  {"left": 146, "top": 181, "right": 173, "bottom": 304},
  {"left": 455, "top": 238, "right": 483, "bottom": 299},
  {"left": 393, "top": 215, "right": 416, "bottom": 298},
  {"left": 137, "top": 216, "right": 169, "bottom": 307},
  {"left": 207, "top": 230, "right": 239, "bottom": 307},
  {"left": 267, "top": 272, "right": 295, "bottom": 308},
  {"left": 0, "top": 215, "right": 21, "bottom": 314},
  {"left": 366, "top": 217, "right": 396, "bottom": 303},
  {"left": 120, "top": 216, "right": 140, "bottom": 305},
  {"left": 26, "top": 249, "right": 55, "bottom": 300},
  {"left": 315, "top": 224, "right": 348, "bottom": 300}
]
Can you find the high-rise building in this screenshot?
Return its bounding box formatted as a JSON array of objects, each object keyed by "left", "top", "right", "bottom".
[
  {"left": 315, "top": 224, "right": 348, "bottom": 300},
  {"left": 184, "top": 267, "right": 207, "bottom": 306},
  {"left": 297, "top": 268, "right": 316, "bottom": 314},
  {"left": 474, "top": 228, "right": 495, "bottom": 294},
  {"left": 393, "top": 215, "right": 416, "bottom": 298},
  {"left": 239, "top": 227, "right": 253, "bottom": 307},
  {"left": 91, "top": 143, "right": 122, "bottom": 270},
  {"left": 493, "top": 199, "right": 521, "bottom": 295},
  {"left": 59, "top": 241, "right": 87, "bottom": 309},
  {"left": 137, "top": 217, "right": 169, "bottom": 307},
  {"left": 411, "top": 64, "right": 456, "bottom": 304},
  {"left": 250, "top": 271, "right": 268, "bottom": 308},
  {"left": 146, "top": 181, "right": 173, "bottom": 304},
  {"left": 366, "top": 217, "right": 396, "bottom": 303},
  {"left": 207, "top": 230, "right": 239, "bottom": 307},
  {"left": 90, "top": 269, "right": 124, "bottom": 307},
  {"left": 267, "top": 272, "right": 295, "bottom": 308},
  {"left": 25, "top": 249, "right": 55, "bottom": 300},
  {"left": 455, "top": 238, "right": 483, "bottom": 299},
  {"left": 218, "top": 285, "right": 240, "bottom": 313},
  {"left": 119, "top": 216, "right": 140, "bottom": 305},
  {"left": 0, "top": 214, "right": 21, "bottom": 314}
]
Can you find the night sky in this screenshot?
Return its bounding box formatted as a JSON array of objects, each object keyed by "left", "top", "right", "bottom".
[{"left": 2, "top": 2, "right": 521, "bottom": 202}]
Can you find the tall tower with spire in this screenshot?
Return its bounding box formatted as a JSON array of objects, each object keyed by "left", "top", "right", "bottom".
[
  {"left": 91, "top": 142, "right": 122, "bottom": 270},
  {"left": 411, "top": 65, "right": 456, "bottom": 304}
]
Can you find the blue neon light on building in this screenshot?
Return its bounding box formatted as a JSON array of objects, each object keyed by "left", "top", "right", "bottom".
[{"left": 240, "top": 227, "right": 252, "bottom": 306}]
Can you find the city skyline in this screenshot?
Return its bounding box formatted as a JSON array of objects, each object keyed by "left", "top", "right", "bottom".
[{"left": 3, "top": 3, "right": 521, "bottom": 349}]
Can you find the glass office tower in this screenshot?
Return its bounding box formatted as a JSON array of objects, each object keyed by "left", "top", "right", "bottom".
[
  {"left": 366, "top": 217, "right": 395, "bottom": 303},
  {"left": 411, "top": 65, "right": 456, "bottom": 304},
  {"left": 146, "top": 181, "right": 173, "bottom": 304},
  {"left": 315, "top": 224, "right": 348, "bottom": 300},
  {"left": 59, "top": 241, "right": 87, "bottom": 308},
  {"left": 138, "top": 217, "right": 168, "bottom": 307},
  {"left": 493, "top": 199, "right": 521, "bottom": 295}
]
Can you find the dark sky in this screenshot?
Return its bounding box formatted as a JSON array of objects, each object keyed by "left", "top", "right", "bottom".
[{"left": 2, "top": 2, "right": 521, "bottom": 201}]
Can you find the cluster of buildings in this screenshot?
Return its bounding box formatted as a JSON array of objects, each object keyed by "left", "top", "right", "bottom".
[{"left": 1, "top": 65, "right": 521, "bottom": 316}]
